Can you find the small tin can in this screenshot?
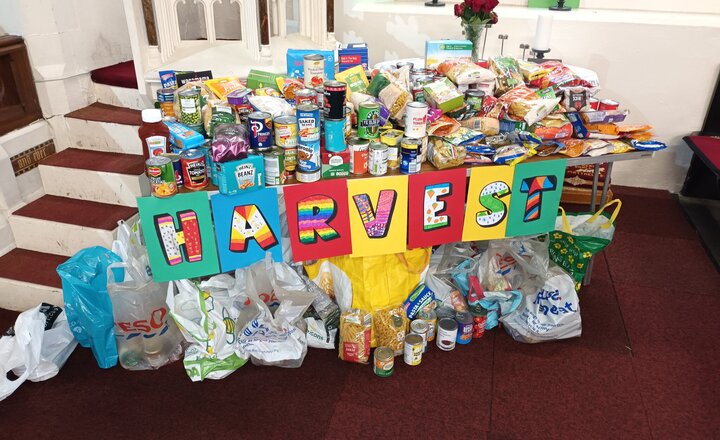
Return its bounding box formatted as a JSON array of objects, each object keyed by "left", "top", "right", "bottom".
[
  {"left": 296, "top": 104, "right": 321, "bottom": 143},
  {"left": 344, "top": 105, "right": 353, "bottom": 136},
  {"left": 263, "top": 147, "right": 285, "bottom": 186},
  {"left": 274, "top": 115, "right": 298, "bottom": 148},
  {"left": 400, "top": 137, "right": 422, "bottom": 175},
  {"left": 178, "top": 88, "right": 202, "bottom": 126},
  {"left": 381, "top": 129, "right": 403, "bottom": 169},
  {"left": 296, "top": 88, "right": 318, "bottom": 106},
  {"left": 472, "top": 315, "right": 487, "bottom": 339},
  {"left": 297, "top": 141, "right": 321, "bottom": 172},
  {"left": 180, "top": 148, "right": 208, "bottom": 190},
  {"left": 200, "top": 141, "right": 215, "bottom": 185},
  {"left": 588, "top": 97, "right": 600, "bottom": 111},
  {"left": 303, "top": 54, "right": 325, "bottom": 88},
  {"left": 248, "top": 111, "right": 274, "bottom": 151},
  {"left": 373, "top": 347, "right": 394, "bottom": 378},
  {"left": 357, "top": 101, "right": 381, "bottom": 140},
  {"left": 396, "top": 61, "right": 414, "bottom": 70},
  {"left": 404, "top": 101, "right": 428, "bottom": 138},
  {"left": 163, "top": 153, "right": 184, "bottom": 187},
  {"left": 146, "top": 156, "right": 177, "bottom": 198},
  {"left": 315, "top": 85, "right": 325, "bottom": 110},
  {"left": 417, "top": 310, "right": 437, "bottom": 342},
  {"left": 156, "top": 88, "right": 176, "bottom": 119},
  {"left": 410, "top": 68, "right": 430, "bottom": 82},
  {"left": 436, "top": 318, "right": 458, "bottom": 351},
  {"left": 455, "top": 312, "right": 474, "bottom": 345},
  {"left": 295, "top": 168, "right": 321, "bottom": 183},
  {"left": 599, "top": 99, "right": 619, "bottom": 111},
  {"left": 465, "top": 89, "right": 486, "bottom": 112},
  {"left": 323, "top": 80, "right": 347, "bottom": 120},
  {"left": 410, "top": 319, "right": 429, "bottom": 353},
  {"left": 368, "top": 142, "right": 388, "bottom": 176},
  {"left": 412, "top": 83, "right": 425, "bottom": 103},
  {"left": 348, "top": 136, "right": 369, "bottom": 175},
  {"left": 283, "top": 146, "right": 297, "bottom": 178},
  {"left": 323, "top": 118, "right": 346, "bottom": 153},
  {"left": 403, "top": 334, "right": 423, "bottom": 366}
]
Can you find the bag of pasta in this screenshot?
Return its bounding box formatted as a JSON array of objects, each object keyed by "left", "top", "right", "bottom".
[
  {"left": 373, "top": 306, "right": 408, "bottom": 355},
  {"left": 338, "top": 309, "right": 372, "bottom": 364}
]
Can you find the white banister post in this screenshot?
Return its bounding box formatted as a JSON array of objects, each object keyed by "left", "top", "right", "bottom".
[
  {"left": 278, "top": 0, "right": 287, "bottom": 38},
  {"left": 122, "top": 0, "right": 153, "bottom": 102},
  {"left": 204, "top": 0, "right": 216, "bottom": 43}
]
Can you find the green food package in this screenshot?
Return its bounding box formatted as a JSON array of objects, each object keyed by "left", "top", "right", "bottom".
[{"left": 246, "top": 69, "right": 283, "bottom": 92}]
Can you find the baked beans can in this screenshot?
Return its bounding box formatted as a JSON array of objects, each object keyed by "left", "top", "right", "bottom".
[
  {"left": 368, "top": 142, "right": 388, "bottom": 176},
  {"left": 146, "top": 156, "right": 177, "bottom": 198},
  {"left": 465, "top": 89, "right": 486, "bottom": 112},
  {"left": 163, "top": 153, "right": 184, "bottom": 187},
  {"left": 295, "top": 168, "right": 321, "bottom": 183},
  {"left": 248, "top": 111, "right": 274, "bottom": 151},
  {"left": 180, "top": 148, "right": 208, "bottom": 190},
  {"left": 296, "top": 104, "right": 321, "bottom": 143},
  {"left": 297, "top": 141, "right": 321, "bottom": 172},
  {"left": 263, "top": 147, "right": 285, "bottom": 186},
  {"left": 455, "top": 312, "right": 473, "bottom": 345},
  {"left": 599, "top": 99, "right": 619, "bottom": 111},
  {"left": 303, "top": 54, "right": 325, "bottom": 88},
  {"left": 472, "top": 315, "right": 487, "bottom": 339},
  {"left": 417, "top": 310, "right": 437, "bottom": 342},
  {"left": 323, "top": 80, "right": 347, "bottom": 120},
  {"left": 283, "top": 146, "right": 297, "bottom": 177},
  {"left": 436, "top": 318, "right": 458, "bottom": 351},
  {"left": 403, "top": 334, "right": 423, "bottom": 366},
  {"left": 296, "top": 88, "right": 318, "bottom": 106},
  {"left": 410, "top": 319, "right": 429, "bottom": 353},
  {"left": 381, "top": 129, "right": 403, "bottom": 169},
  {"left": 400, "top": 137, "right": 422, "bottom": 175},
  {"left": 357, "top": 101, "right": 381, "bottom": 140},
  {"left": 373, "top": 347, "right": 394, "bottom": 378},
  {"left": 323, "top": 118, "right": 346, "bottom": 153},
  {"left": 404, "top": 101, "right": 428, "bottom": 138},
  {"left": 274, "top": 115, "right": 298, "bottom": 148},
  {"left": 348, "top": 136, "right": 369, "bottom": 175}
]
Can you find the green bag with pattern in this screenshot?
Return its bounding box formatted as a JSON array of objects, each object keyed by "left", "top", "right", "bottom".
[{"left": 548, "top": 200, "right": 622, "bottom": 289}]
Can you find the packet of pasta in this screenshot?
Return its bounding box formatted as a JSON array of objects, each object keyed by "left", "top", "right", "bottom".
[
  {"left": 339, "top": 309, "right": 372, "bottom": 364},
  {"left": 373, "top": 306, "right": 408, "bottom": 355}
]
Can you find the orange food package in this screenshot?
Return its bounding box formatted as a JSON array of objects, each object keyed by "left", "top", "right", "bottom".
[
  {"left": 427, "top": 115, "right": 461, "bottom": 136},
  {"left": 585, "top": 123, "right": 619, "bottom": 135},
  {"left": 498, "top": 85, "right": 538, "bottom": 104},
  {"left": 616, "top": 124, "right": 653, "bottom": 133},
  {"left": 558, "top": 139, "right": 587, "bottom": 157}
]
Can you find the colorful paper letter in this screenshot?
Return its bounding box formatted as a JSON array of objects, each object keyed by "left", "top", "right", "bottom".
[
  {"left": 462, "top": 166, "right": 515, "bottom": 241},
  {"left": 506, "top": 159, "right": 567, "bottom": 237},
  {"left": 408, "top": 168, "right": 467, "bottom": 248},
  {"left": 211, "top": 188, "right": 282, "bottom": 272},
  {"left": 138, "top": 192, "right": 219, "bottom": 282},
  {"left": 283, "top": 179, "right": 352, "bottom": 262},
  {"left": 347, "top": 175, "right": 408, "bottom": 257}
]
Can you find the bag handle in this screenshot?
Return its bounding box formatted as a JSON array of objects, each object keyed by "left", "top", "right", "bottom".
[
  {"left": 557, "top": 207, "right": 573, "bottom": 233},
  {"left": 395, "top": 248, "right": 431, "bottom": 275},
  {"left": 587, "top": 199, "right": 622, "bottom": 229}
]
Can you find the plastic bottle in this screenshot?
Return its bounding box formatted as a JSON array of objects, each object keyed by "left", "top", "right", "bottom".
[{"left": 139, "top": 108, "right": 170, "bottom": 160}]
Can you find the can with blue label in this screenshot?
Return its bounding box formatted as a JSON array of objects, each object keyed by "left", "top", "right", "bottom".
[
  {"left": 248, "top": 111, "right": 274, "bottom": 151},
  {"left": 323, "top": 118, "right": 346, "bottom": 153},
  {"left": 400, "top": 136, "right": 422, "bottom": 175},
  {"left": 297, "top": 141, "right": 321, "bottom": 172},
  {"left": 296, "top": 104, "right": 320, "bottom": 144},
  {"left": 162, "top": 153, "right": 183, "bottom": 187},
  {"left": 200, "top": 142, "right": 216, "bottom": 185}
]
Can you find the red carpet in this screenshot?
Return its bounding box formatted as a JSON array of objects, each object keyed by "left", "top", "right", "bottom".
[
  {"left": 1, "top": 185, "right": 719, "bottom": 439},
  {"left": 90, "top": 60, "right": 138, "bottom": 89}
]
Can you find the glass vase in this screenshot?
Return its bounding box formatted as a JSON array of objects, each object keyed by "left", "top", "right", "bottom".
[{"left": 462, "top": 22, "right": 488, "bottom": 62}]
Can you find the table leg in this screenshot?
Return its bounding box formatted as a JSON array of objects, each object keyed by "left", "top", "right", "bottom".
[
  {"left": 599, "top": 162, "right": 614, "bottom": 207},
  {"left": 583, "top": 163, "right": 602, "bottom": 286}
]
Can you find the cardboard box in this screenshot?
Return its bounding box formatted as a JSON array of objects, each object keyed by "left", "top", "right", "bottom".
[
  {"left": 423, "top": 78, "right": 464, "bottom": 113},
  {"left": 338, "top": 43, "right": 369, "bottom": 72},
  {"left": 286, "top": 49, "right": 335, "bottom": 80},
  {"left": 425, "top": 40, "right": 472, "bottom": 70},
  {"left": 216, "top": 155, "right": 264, "bottom": 196},
  {"left": 321, "top": 147, "right": 350, "bottom": 179},
  {"left": 164, "top": 120, "right": 205, "bottom": 150},
  {"left": 246, "top": 69, "right": 283, "bottom": 92}
]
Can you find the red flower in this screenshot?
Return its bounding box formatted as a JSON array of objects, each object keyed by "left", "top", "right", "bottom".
[
  {"left": 481, "top": 0, "right": 499, "bottom": 13},
  {"left": 490, "top": 11, "right": 499, "bottom": 24},
  {"left": 468, "top": 0, "right": 484, "bottom": 13},
  {"left": 454, "top": 3, "right": 464, "bottom": 17}
]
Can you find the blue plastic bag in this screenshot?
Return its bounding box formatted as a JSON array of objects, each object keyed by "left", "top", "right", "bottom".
[{"left": 57, "top": 246, "right": 122, "bottom": 368}]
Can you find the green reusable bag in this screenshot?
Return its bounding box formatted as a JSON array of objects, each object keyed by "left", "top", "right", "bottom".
[{"left": 548, "top": 200, "right": 622, "bottom": 289}]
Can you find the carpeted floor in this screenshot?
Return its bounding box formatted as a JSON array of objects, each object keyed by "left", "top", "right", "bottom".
[{"left": 1, "top": 186, "right": 719, "bottom": 439}]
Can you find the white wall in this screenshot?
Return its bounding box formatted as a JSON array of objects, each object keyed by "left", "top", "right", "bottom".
[{"left": 337, "top": 1, "right": 720, "bottom": 192}]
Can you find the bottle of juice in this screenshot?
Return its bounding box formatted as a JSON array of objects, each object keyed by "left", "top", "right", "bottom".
[{"left": 140, "top": 108, "right": 170, "bottom": 160}]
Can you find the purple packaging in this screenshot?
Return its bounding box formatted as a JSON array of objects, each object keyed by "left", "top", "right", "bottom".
[
  {"left": 227, "top": 89, "right": 252, "bottom": 107},
  {"left": 212, "top": 124, "right": 250, "bottom": 163}
]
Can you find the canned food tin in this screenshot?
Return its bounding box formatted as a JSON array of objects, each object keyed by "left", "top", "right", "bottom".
[
  {"left": 373, "top": 347, "right": 394, "bottom": 378},
  {"left": 472, "top": 315, "right": 487, "bottom": 339},
  {"left": 274, "top": 115, "right": 298, "bottom": 148},
  {"left": 465, "top": 89, "right": 486, "bottom": 112},
  {"left": 323, "top": 80, "right": 347, "bottom": 119},
  {"left": 163, "top": 153, "right": 184, "bottom": 187},
  {"left": 263, "top": 147, "right": 285, "bottom": 186},
  {"left": 315, "top": 85, "right": 325, "bottom": 110},
  {"left": 295, "top": 168, "right": 321, "bottom": 183},
  {"left": 599, "top": 99, "right": 619, "bottom": 111},
  {"left": 455, "top": 312, "right": 473, "bottom": 345},
  {"left": 324, "top": 118, "right": 346, "bottom": 153},
  {"left": 410, "top": 68, "right": 430, "bottom": 82},
  {"left": 410, "top": 319, "right": 429, "bottom": 353},
  {"left": 297, "top": 141, "right": 321, "bottom": 172},
  {"left": 178, "top": 88, "right": 202, "bottom": 126},
  {"left": 380, "top": 129, "right": 403, "bottom": 169},
  {"left": 357, "top": 102, "right": 381, "bottom": 140},
  {"left": 248, "top": 111, "right": 274, "bottom": 151},
  {"left": 404, "top": 102, "right": 428, "bottom": 138},
  {"left": 400, "top": 137, "right": 422, "bottom": 175},
  {"left": 417, "top": 310, "right": 437, "bottom": 342},
  {"left": 200, "top": 142, "right": 215, "bottom": 185},
  {"left": 283, "top": 146, "right": 297, "bottom": 177},
  {"left": 412, "top": 83, "right": 425, "bottom": 103},
  {"left": 296, "top": 88, "right": 318, "bottom": 106},
  {"left": 344, "top": 105, "right": 353, "bottom": 136},
  {"left": 146, "top": 156, "right": 177, "bottom": 198},
  {"left": 436, "top": 318, "right": 458, "bottom": 351},
  {"left": 368, "top": 142, "right": 388, "bottom": 176},
  {"left": 296, "top": 104, "right": 321, "bottom": 143},
  {"left": 404, "top": 334, "right": 423, "bottom": 366},
  {"left": 157, "top": 88, "right": 176, "bottom": 119},
  {"left": 348, "top": 136, "right": 369, "bottom": 175},
  {"left": 180, "top": 148, "right": 208, "bottom": 190},
  {"left": 303, "top": 54, "right": 325, "bottom": 88}
]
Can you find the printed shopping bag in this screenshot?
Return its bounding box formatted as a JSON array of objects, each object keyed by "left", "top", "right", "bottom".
[{"left": 548, "top": 199, "right": 621, "bottom": 288}]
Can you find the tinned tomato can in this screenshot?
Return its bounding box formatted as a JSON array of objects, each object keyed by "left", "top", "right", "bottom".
[
  {"left": 472, "top": 315, "right": 487, "bottom": 339},
  {"left": 373, "top": 346, "right": 394, "bottom": 378},
  {"left": 296, "top": 88, "right": 318, "bottom": 106},
  {"left": 348, "top": 136, "right": 369, "bottom": 175},
  {"left": 146, "top": 156, "right": 177, "bottom": 198},
  {"left": 303, "top": 54, "right": 325, "bottom": 88},
  {"left": 180, "top": 148, "right": 208, "bottom": 190}
]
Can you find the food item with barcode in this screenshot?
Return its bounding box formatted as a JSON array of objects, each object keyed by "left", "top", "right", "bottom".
[
  {"left": 339, "top": 309, "right": 372, "bottom": 364},
  {"left": 373, "top": 306, "right": 408, "bottom": 355}
]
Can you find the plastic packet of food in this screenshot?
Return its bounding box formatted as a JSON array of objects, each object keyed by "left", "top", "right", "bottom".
[
  {"left": 625, "top": 131, "right": 654, "bottom": 141},
  {"left": 510, "top": 97, "right": 561, "bottom": 126},
  {"left": 498, "top": 85, "right": 538, "bottom": 104},
  {"left": 531, "top": 113, "right": 573, "bottom": 140},
  {"left": 428, "top": 115, "right": 462, "bottom": 136},
  {"left": 518, "top": 59, "right": 551, "bottom": 82},
  {"left": 529, "top": 61, "right": 593, "bottom": 90},
  {"left": 204, "top": 101, "right": 236, "bottom": 137},
  {"left": 617, "top": 124, "right": 653, "bottom": 134},
  {"left": 253, "top": 87, "right": 281, "bottom": 97},
  {"left": 338, "top": 309, "right": 372, "bottom": 364},
  {"left": 247, "top": 95, "right": 294, "bottom": 118},
  {"left": 536, "top": 142, "right": 563, "bottom": 156},
  {"left": 279, "top": 77, "right": 305, "bottom": 100},
  {"left": 490, "top": 57, "right": 524, "bottom": 95},
  {"left": 373, "top": 306, "right": 408, "bottom": 355},
  {"left": 608, "top": 140, "right": 634, "bottom": 153},
  {"left": 460, "top": 117, "right": 500, "bottom": 136},
  {"left": 630, "top": 140, "right": 667, "bottom": 151},
  {"left": 558, "top": 139, "right": 587, "bottom": 157},
  {"left": 443, "top": 127, "right": 485, "bottom": 145},
  {"left": 584, "top": 139, "right": 613, "bottom": 157},
  {"left": 493, "top": 144, "right": 528, "bottom": 164},
  {"left": 211, "top": 123, "right": 250, "bottom": 163},
  {"left": 205, "top": 77, "right": 245, "bottom": 100},
  {"left": 428, "top": 137, "right": 466, "bottom": 169},
  {"left": 439, "top": 60, "right": 496, "bottom": 85}
]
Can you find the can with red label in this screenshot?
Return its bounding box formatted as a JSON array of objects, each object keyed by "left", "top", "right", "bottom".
[
  {"left": 599, "top": 99, "right": 619, "bottom": 111},
  {"left": 323, "top": 80, "right": 347, "bottom": 119},
  {"left": 248, "top": 111, "right": 274, "bottom": 151},
  {"left": 472, "top": 315, "right": 487, "bottom": 339},
  {"left": 180, "top": 148, "right": 208, "bottom": 190},
  {"left": 348, "top": 136, "right": 369, "bottom": 175},
  {"left": 303, "top": 54, "right": 325, "bottom": 88},
  {"left": 404, "top": 101, "right": 428, "bottom": 138}
]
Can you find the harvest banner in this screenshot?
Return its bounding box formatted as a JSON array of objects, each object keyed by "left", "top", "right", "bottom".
[{"left": 138, "top": 159, "right": 567, "bottom": 282}]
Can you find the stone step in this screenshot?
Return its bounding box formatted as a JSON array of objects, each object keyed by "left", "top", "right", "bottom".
[
  {"left": 0, "top": 248, "right": 65, "bottom": 311},
  {"left": 39, "top": 148, "right": 150, "bottom": 207},
  {"left": 93, "top": 82, "right": 149, "bottom": 111},
  {"left": 8, "top": 195, "right": 138, "bottom": 257},
  {"left": 62, "top": 103, "right": 142, "bottom": 154}
]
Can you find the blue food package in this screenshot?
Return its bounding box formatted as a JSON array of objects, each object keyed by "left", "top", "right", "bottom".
[
  {"left": 164, "top": 120, "right": 205, "bottom": 150},
  {"left": 630, "top": 140, "right": 667, "bottom": 151},
  {"left": 338, "top": 43, "right": 369, "bottom": 72},
  {"left": 565, "top": 112, "right": 589, "bottom": 139},
  {"left": 286, "top": 49, "right": 335, "bottom": 80},
  {"left": 159, "top": 70, "right": 177, "bottom": 89},
  {"left": 403, "top": 284, "right": 435, "bottom": 319},
  {"left": 216, "top": 155, "right": 264, "bottom": 196}
]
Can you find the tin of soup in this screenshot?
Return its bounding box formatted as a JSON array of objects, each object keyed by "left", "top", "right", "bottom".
[{"left": 348, "top": 136, "right": 369, "bottom": 175}]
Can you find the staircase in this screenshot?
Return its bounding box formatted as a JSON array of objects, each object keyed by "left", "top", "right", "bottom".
[{"left": 0, "top": 77, "right": 149, "bottom": 311}]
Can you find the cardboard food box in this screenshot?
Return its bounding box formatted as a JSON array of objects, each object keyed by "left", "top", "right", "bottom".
[
  {"left": 321, "top": 147, "right": 350, "bottom": 179},
  {"left": 164, "top": 120, "right": 205, "bottom": 150},
  {"left": 425, "top": 40, "right": 472, "bottom": 70},
  {"left": 423, "top": 78, "right": 464, "bottom": 114},
  {"left": 286, "top": 49, "right": 336, "bottom": 80},
  {"left": 216, "top": 155, "right": 264, "bottom": 196},
  {"left": 338, "top": 43, "right": 369, "bottom": 72},
  {"left": 246, "top": 69, "right": 284, "bottom": 92}
]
